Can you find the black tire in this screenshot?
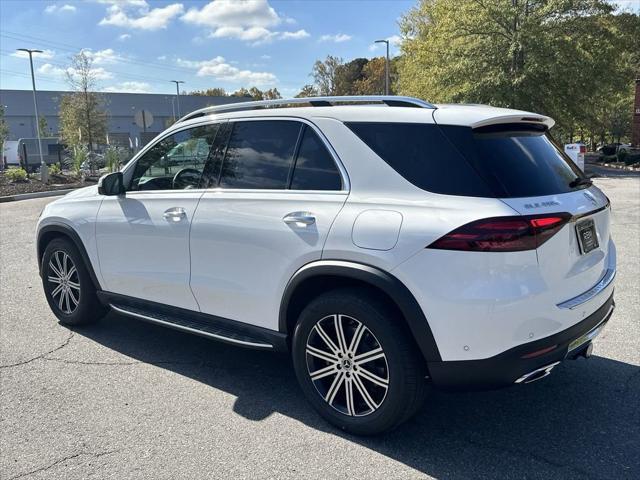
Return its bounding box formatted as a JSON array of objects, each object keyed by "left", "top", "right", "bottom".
[
  {"left": 292, "top": 287, "right": 427, "bottom": 435},
  {"left": 41, "top": 237, "right": 107, "bottom": 326}
]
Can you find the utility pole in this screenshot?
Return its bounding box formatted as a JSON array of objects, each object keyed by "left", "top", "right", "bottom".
[
  {"left": 17, "top": 48, "right": 47, "bottom": 181},
  {"left": 170, "top": 80, "right": 185, "bottom": 118},
  {"left": 374, "top": 39, "right": 390, "bottom": 95}
]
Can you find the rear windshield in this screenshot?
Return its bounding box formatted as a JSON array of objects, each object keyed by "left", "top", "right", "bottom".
[{"left": 346, "top": 122, "right": 587, "bottom": 198}]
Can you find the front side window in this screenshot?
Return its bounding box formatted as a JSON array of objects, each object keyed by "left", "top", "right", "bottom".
[
  {"left": 290, "top": 127, "right": 342, "bottom": 191},
  {"left": 130, "top": 124, "right": 220, "bottom": 191},
  {"left": 219, "top": 120, "right": 301, "bottom": 189}
]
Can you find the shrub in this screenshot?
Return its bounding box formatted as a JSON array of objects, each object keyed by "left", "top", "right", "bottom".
[
  {"left": 71, "top": 145, "right": 88, "bottom": 176},
  {"left": 617, "top": 150, "right": 628, "bottom": 164},
  {"left": 624, "top": 152, "right": 640, "bottom": 166},
  {"left": 104, "top": 146, "right": 123, "bottom": 173},
  {"left": 5, "top": 168, "right": 28, "bottom": 182},
  {"left": 48, "top": 163, "right": 62, "bottom": 175}
]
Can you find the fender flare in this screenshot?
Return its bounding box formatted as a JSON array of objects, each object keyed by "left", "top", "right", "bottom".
[
  {"left": 279, "top": 260, "right": 442, "bottom": 362},
  {"left": 37, "top": 223, "right": 102, "bottom": 290}
]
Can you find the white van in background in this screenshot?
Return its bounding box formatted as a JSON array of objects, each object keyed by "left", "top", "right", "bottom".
[{"left": 2, "top": 140, "right": 19, "bottom": 170}]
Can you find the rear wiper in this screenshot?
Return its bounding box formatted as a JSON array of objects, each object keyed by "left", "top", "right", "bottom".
[{"left": 569, "top": 177, "right": 592, "bottom": 188}]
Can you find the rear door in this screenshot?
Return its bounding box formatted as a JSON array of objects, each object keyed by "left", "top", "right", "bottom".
[
  {"left": 190, "top": 118, "right": 348, "bottom": 330},
  {"left": 438, "top": 123, "right": 613, "bottom": 309}
]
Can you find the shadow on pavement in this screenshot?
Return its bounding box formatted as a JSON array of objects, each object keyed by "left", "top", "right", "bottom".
[{"left": 75, "top": 311, "right": 640, "bottom": 479}]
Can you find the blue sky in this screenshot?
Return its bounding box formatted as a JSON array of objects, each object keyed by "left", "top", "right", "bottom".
[{"left": 1, "top": 0, "right": 638, "bottom": 97}]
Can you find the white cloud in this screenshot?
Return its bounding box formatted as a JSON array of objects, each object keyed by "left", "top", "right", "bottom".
[
  {"left": 37, "top": 63, "right": 113, "bottom": 81},
  {"left": 260, "top": 54, "right": 271, "bottom": 60},
  {"left": 103, "top": 81, "right": 152, "bottom": 93},
  {"left": 177, "top": 56, "right": 277, "bottom": 85},
  {"left": 99, "top": 3, "right": 184, "bottom": 30},
  {"left": 81, "top": 48, "right": 123, "bottom": 65},
  {"left": 181, "top": 0, "right": 306, "bottom": 44},
  {"left": 44, "top": 4, "right": 77, "bottom": 14},
  {"left": 157, "top": 55, "right": 167, "bottom": 61},
  {"left": 319, "top": 33, "right": 352, "bottom": 43},
  {"left": 118, "top": 33, "right": 131, "bottom": 41},
  {"left": 12, "top": 49, "right": 55, "bottom": 59},
  {"left": 96, "top": 0, "right": 148, "bottom": 6}
]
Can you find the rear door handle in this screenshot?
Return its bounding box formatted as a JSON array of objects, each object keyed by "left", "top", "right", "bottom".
[
  {"left": 163, "top": 207, "right": 187, "bottom": 222},
  {"left": 283, "top": 212, "right": 316, "bottom": 227}
]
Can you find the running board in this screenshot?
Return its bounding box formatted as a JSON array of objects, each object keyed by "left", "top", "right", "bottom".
[{"left": 98, "top": 291, "right": 286, "bottom": 350}]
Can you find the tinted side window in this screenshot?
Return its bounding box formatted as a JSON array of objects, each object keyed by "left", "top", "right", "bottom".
[
  {"left": 130, "top": 124, "right": 219, "bottom": 191},
  {"left": 346, "top": 122, "right": 493, "bottom": 197},
  {"left": 219, "top": 120, "right": 301, "bottom": 189},
  {"left": 290, "top": 127, "right": 342, "bottom": 190},
  {"left": 439, "top": 125, "right": 585, "bottom": 198}
]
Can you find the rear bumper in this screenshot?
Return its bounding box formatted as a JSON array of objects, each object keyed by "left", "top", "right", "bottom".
[{"left": 426, "top": 293, "right": 615, "bottom": 391}]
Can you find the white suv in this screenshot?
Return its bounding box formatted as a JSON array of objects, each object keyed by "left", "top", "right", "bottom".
[{"left": 37, "top": 96, "right": 616, "bottom": 435}]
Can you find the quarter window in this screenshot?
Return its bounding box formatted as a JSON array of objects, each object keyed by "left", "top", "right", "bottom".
[
  {"left": 219, "top": 120, "right": 301, "bottom": 189},
  {"left": 130, "top": 124, "right": 220, "bottom": 191},
  {"left": 290, "top": 127, "right": 342, "bottom": 191}
]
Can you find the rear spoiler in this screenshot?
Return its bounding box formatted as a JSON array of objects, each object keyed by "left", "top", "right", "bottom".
[{"left": 470, "top": 114, "right": 554, "bottom": 130}]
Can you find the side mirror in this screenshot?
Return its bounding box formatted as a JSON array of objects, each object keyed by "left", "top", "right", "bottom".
[{"left": 98, "top": 172, "right": 124, "bottom": 196}]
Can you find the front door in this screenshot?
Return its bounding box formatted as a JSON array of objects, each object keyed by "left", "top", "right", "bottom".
[
  {"left": 190, "top": 119, "right": 348, "bottom": 329},
  {"left": 96, "top": 123, "right": 221, "bottom": 310}
]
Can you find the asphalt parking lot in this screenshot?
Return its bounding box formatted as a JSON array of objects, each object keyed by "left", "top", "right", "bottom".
[{"left": 1, "top": 176, "right": 638, "bottom": 480}]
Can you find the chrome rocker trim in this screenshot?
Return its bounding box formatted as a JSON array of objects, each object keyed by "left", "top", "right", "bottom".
[{"left": 109, "top": 304, "right": 274, "bottom": 349}]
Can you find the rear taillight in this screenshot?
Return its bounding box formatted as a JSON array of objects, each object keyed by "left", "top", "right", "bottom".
[{"left": 427, "top": 213, "right": 571, "bottom": 252}]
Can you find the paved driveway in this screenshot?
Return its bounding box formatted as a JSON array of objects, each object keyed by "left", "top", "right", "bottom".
[{"left": 1, "top": 177, "right": 638, "bottom": 479}]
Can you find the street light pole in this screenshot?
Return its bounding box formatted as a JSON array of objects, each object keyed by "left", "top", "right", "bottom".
[
  {"left": 374, "top": 40, "right": 390, "bottom": 95},
  {"left": 17, "top": 48, "right": 46, "bottom": 179},
  {"left": 170, "top": 80, "right": 185, "bottom": 118}
]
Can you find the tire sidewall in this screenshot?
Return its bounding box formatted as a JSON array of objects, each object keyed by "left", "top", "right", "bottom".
[
  {"left": 41, "top": 238, "right": 98, "bottom": 325},
  {"left": 292, "top": 290, "right": 418, "bottom": 435}
]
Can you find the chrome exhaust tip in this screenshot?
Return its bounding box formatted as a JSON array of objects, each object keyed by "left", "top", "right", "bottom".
[{"left": 515, "top": 361, "right": 561, "bottom": 384}]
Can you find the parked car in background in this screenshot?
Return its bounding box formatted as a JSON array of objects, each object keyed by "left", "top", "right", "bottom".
[{"left": 36, "top": 96, "right": 615, "bottom": 435}]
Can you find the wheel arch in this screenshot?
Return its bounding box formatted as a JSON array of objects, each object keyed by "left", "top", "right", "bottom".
[
  {"left": 279, "top": 260, "right": 442, "bottom": 362},
  {"left": 37, "top": 223, "right": 102, "bottom": 290}
]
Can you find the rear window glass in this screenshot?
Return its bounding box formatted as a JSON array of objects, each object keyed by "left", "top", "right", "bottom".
[
  {"left": 290, "top": 127, "right": 342, "bottom": 191},
  {"left": 346, "top": 122, "right": 493, "bottom": 197},
  {"left": 347, "top": 122, "right": 586, "bottom": 198},
  {"left": 439, "top": 124, "right": 585, "bottom": 198}
]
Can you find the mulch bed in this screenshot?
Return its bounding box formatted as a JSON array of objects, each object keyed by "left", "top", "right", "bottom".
[{"left": 0, "top": 173, "right": 97, "bottom": 197}]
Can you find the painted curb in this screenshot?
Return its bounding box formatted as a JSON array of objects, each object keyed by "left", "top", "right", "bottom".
[{"left": 0, "top": 188, "right": 76, "bottom": 203}]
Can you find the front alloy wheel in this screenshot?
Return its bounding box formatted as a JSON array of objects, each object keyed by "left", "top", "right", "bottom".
[
  {"left": 47, "top": 250, "right": 81, "bottom": 314},
  {"left": 306, "top": 314, "right": 389, "bottom": 417}
]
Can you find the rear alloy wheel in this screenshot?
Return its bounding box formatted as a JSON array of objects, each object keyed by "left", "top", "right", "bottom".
[
  {"left": 42, "top": 237, "right": 107, "bottom": 326},
  {"left": 293, "top": 288, "right": 427, "bottom": 435},
  {"left": 306, "top": 314, "right": 389, "bottom": 417}
]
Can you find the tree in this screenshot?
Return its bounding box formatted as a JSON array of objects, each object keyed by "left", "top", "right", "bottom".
[
  {"left": 59, "top": 51, "right": 107, "bottom": 149},
  {"left": 38, "top": 115, "right": 50, "bottom": 137},
  {"left": 263, "top": 88, "right": 282, "bottom": 100},
  {"left": 334, "top": 58, "right": 369, "bottom": 95},
  {"left": 190, "top": 88, "right": 228, "bottom": 96},
  {"left": 231, "top": 87, "right": 252, "bottom": 98},
  {"left": 295, "top": 84, "right": 318, "bottom": 98},
  {"left": 311, "top": 55, "right": 343, "bottom": 95},
  {"left": 0, "top": 105, "right": 8, "bottom": 148},
  {"left": 398, "top": 0, "right": 639, "bottom": 138}
]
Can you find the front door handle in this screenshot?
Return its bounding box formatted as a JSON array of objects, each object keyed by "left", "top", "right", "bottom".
[
  {"left": 283, "top": 212, "right": 316, "bottom": 227},
  {"left": 163, "top": 207, "right": 187, "bottom": 222}
]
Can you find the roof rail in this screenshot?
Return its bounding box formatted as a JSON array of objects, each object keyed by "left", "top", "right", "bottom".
[{"left": 177, "top": 95, "right": 436, "bottom": 123}]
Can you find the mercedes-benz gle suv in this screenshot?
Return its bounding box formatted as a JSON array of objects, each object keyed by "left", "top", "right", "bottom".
[{"left": 37, "top": 96, "right": 615, "bottom": 435}]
